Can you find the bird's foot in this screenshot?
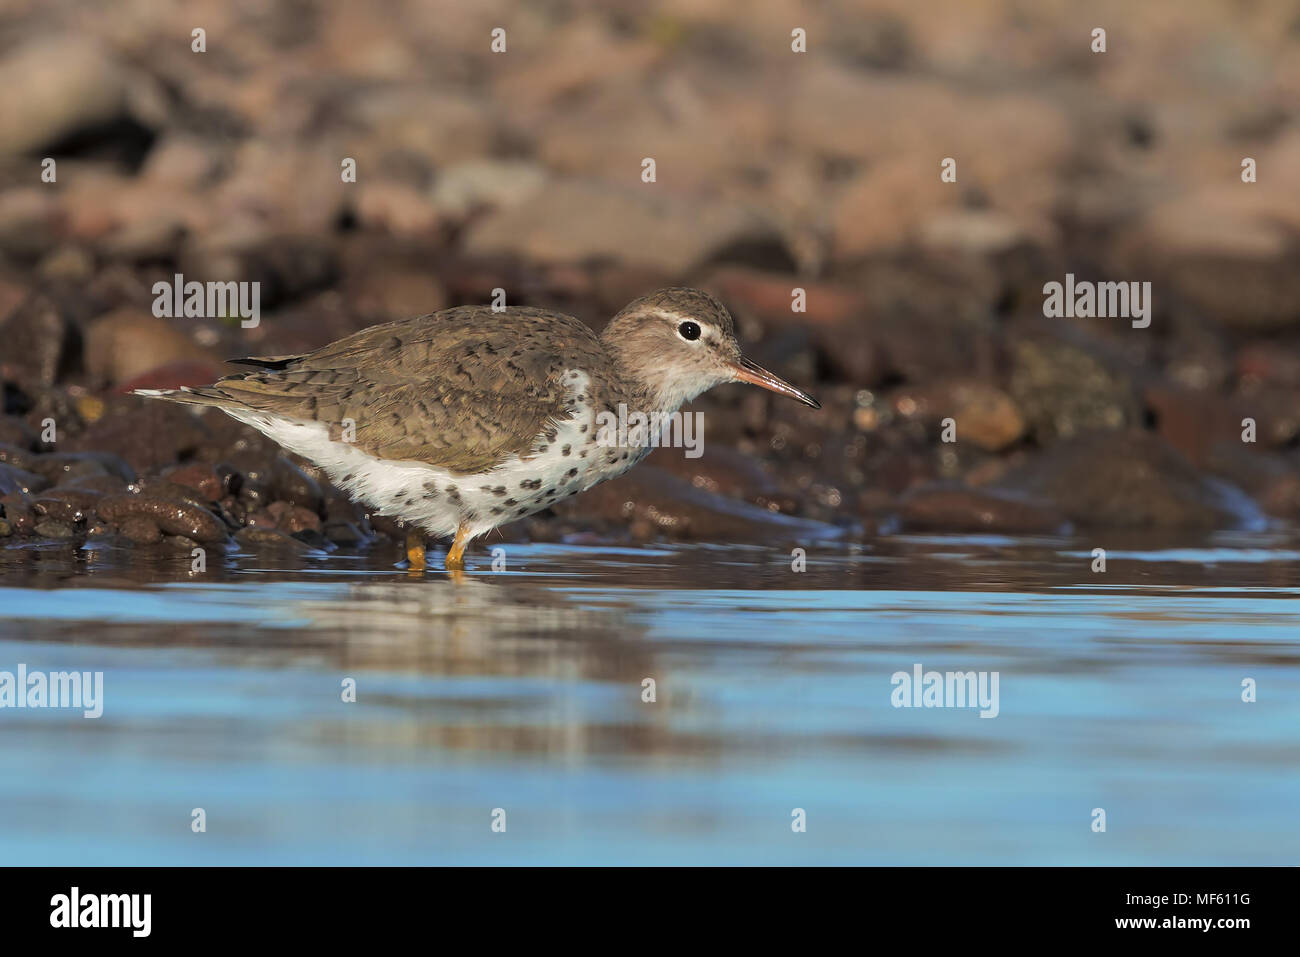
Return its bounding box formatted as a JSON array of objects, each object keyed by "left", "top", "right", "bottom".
[
  {"left": 403, "top": 528, "right": 427, "bottom": 572},
  {"left": 444, "top": 521, "right": 470, "bottom": 573}
]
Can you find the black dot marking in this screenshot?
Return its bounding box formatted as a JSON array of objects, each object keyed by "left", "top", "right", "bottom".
[
  {"left": 516, "top": 507, "right": 528, "bottom": 516},
  {"left": 491, "top": 507, "right": 503, "bottom": 515},
  {"left": 567, "top": 468, "right": 578, "bottom": 478},
  {"left": 579, "top": 425, "right": 588, "bottom": 433},
  {"left": 503, "top": 498, "right": 517, "bottom": 506},
  {"left": 520, "top": 479, "right": 542, "bottom": 490},
  {"left": 342, "top": 473, "right": 355, "bottom": 483},
  {"left": 562, "top": 445, "right": 571, "bottom": 456},
  {"left": 446, "top": 485, "right": 460, "bottom": 500}
]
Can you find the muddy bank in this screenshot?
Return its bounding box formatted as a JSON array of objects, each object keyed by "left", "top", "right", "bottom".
[{"left": 1, "top": 1, "right": 1298, "bottom": 556}]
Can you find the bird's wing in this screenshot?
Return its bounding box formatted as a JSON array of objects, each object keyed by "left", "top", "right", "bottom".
[{"left": 189, "top": 306, "right": 609, "bottom": 473}]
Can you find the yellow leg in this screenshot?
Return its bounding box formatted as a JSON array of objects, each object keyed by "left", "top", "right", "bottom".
[
  {"left": 445, "top": 522, "right": 471, "bottom": 570},
  {"left": 405, "top": 528, "right": 426, "bottom": 571}
]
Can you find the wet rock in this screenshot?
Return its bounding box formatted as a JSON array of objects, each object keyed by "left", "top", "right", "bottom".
[
  {"left": 646, "top": 445, "right": 795, "bottom": 513},
  {"left": 234, "top": 525, "right": 316, "bottom": 552},
  {"left": 132, "top": 478, "right": 218, "bottom": 513},
  {"left": 0, "top": 443, "right": 42, "bottom": 471},
  {"left": 0, "top": 462, "right": 48, "bottom": 496},
  {"left": 30, "top": 488, "right": 101, "bottom": 524},
  {"left": 96, "top": 492, "right": 228, "bottom": 543},
  {"left": 64, "top": 398, "right": 212, "bottom": 473},
  {"left": 26, "top": 450, "right": 136, "bottom": 484},
  {"left": 0, "top": 295, "right": 78, "bottom": 386},
  {"left": 290, "top": 528, "right": 335, "bottom": 551},
  {"left": 1008, "top": 338, "right": 1138, "bottom": 443},
  {"left": 0, "top": 493, "right": 35, "bottom": 535},
  {"left": 556, "top": 464, "right": 840, "bottom": 542},
  {"left": 365, "top": 516, "right": 403, "bottom": 543},
  {"left": 33, "top": 519, "right": 77, "bottom": 540},
  {"left": 83, "top": 308, "right": 221, "bottom": 388},
  {"left": 1202, "top": 443, "right": 1300, "bottom": 521},
  {"left": 324, "top": 520, "right": 366, "bottom": 546},
  {"left": 117, "top": 515, "right": 162, "bottom": 545},
  {"left": 891, "top": 380, "right": 1025, "bottom": 452},
  {"left": 54, "top": 473, "right": 125, "bottom": 495},
  {"left": 995, "top": 430, "right": 1262, "bottom": 530},
  {"left": 267, "top": 501, "right": 322, "bottom": 533},
  {"left": 269, "top": 457, "right": 324, "bottom": 514},
  {"left": 162, "top": 463, "right": 225, "bottom": 502},
  {"left": 898, "top": 484, "right": 1069, "bottom": 534}
]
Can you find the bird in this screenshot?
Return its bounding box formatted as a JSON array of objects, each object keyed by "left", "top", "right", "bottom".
[{"left": 134, "top": 288, "right": 820, "bottom": 571}]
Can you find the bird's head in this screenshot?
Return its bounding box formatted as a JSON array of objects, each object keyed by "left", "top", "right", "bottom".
[{"left": 600, "top": 288, "right": 821, "bottom": 413}]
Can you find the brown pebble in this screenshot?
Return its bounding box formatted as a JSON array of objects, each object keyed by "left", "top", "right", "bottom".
[
  {"left": 234, "top": 525, "right": 313, "bottom": 551},
  {"left": 0, "top": 493, "right": 35, "bottom": 534},
  {"left": 30, "top": 488, "right": 102, "bottom": 524},
  {"left": 270, "top": 457, "right": 323, "bottom": 513},
  {"left": 97, "top": 492, "right": 228, "bottom": 543},
  {"left": 267, "top": 500, "right": 322, "bottom": 533},
  {"left": 118, "top": 516, "right": 163, "bottom": 545},
  {"left": 163, "top": 463, "right": 225, "bottom": 502},
  {"left": 33, "top": 519, "right": 77, "bottom": 540}
]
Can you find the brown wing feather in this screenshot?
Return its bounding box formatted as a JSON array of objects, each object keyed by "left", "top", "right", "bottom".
[{"left": 200, "top": 306, "right": 614, "bottom": 473}]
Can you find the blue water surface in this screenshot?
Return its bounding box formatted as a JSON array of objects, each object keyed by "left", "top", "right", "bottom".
[{"left": 0, "top": 535, "right": 1296, "bottom": 865}]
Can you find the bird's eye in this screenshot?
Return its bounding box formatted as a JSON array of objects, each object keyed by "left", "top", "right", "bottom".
[{"left": 678, "top": 321, "right": 701, "bottom": 341}]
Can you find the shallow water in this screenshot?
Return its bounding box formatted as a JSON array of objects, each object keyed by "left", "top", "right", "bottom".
[{"left": 1, "top": 532, "right": 1297, "bottom": 865}]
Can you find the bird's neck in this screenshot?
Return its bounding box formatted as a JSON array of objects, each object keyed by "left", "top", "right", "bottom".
[{"left": 602, "top": 339, "right": 706, "bottom": 418}]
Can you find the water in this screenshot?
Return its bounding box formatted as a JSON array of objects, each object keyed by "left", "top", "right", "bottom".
[{"left": 1, "top": 532, "right": 1297, "bottom": 865}]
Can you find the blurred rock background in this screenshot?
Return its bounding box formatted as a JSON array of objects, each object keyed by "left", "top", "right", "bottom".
[{"left": 1, "top": 0, "right": 1299, "bottom": 553}]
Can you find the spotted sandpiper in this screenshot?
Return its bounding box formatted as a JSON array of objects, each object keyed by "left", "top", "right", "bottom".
[{"left": 135, "top": 288, "right": 820, "bottom": 570}]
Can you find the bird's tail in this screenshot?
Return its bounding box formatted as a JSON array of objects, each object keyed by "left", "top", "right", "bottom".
[{"left": 131, "top": 386, "right": 247, "bottom": 411}]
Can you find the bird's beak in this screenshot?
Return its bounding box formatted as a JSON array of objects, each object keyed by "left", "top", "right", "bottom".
[{"left": 728, "top": 356, "right": 821, "bottom": 409}]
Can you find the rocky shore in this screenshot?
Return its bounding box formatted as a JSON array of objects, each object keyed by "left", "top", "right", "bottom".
[{"left": 2, "top": 2, "right": 1298, "bottom": 557}]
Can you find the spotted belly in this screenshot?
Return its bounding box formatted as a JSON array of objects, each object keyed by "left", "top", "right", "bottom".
[{"left": 218, "top": 371, "right": 651, "bottom": 544}]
